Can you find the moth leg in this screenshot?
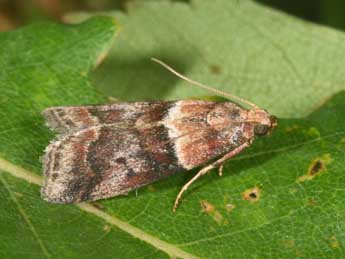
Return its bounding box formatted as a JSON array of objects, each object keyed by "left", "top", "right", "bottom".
[
  {"left": 218, "top": 164, "right": 224, "bottom": 176},
  {"left": 173, "top": 141, "right": 251, "bottom": 212},
  {"left": 173, "top": 163, "right": 217, "bottom": 212}
]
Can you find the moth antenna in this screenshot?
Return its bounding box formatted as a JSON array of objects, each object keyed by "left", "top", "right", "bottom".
[{"left": 151, "top": 58, "right": 258, "bottom": 109}]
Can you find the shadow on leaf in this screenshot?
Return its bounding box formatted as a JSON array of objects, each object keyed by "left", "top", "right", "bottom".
[{"left": 92, "top": 52, "right": 196, "bottom": 101}]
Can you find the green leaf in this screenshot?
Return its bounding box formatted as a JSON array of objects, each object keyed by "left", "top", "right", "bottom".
[
  {"left": 0, "top": 17, "right": 169, "bottom": 259},
  {"left": 1, "top": 1, "right": 345, "bottom": 259},
  {"left": 66, "top": 0, "right": 345, "bottom": 118}
]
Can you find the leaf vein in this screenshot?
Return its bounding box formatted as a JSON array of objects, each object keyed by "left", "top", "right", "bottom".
[
  {"left": 0, "top": 157, "right": 202, "bottom": 259},
  {"left": 0, "top": 173, "right": 51, "bottom": 258}
]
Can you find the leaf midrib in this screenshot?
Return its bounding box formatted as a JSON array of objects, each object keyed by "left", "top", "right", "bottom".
[
  {"left": 0, "top": 174, "right": 51, "bottom": 258},
  {"left": 1, "top": 128, "right": 344, "bottom": 258},
  {"left": 0, "top": 157, "right": 202, "bottom": 259}
]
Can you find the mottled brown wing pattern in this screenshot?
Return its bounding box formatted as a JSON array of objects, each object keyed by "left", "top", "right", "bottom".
[
  {"left": 42, "top": 102, "right": 173, "bottom": 134},
  {"left": 41, "top": 100, "right": 254, "bottom": 203},
  {"left": 164, "top": 101, "right": 253, "bottom": 169},
  {"left": 42, "top": 124, "right": 183, "bottom": 203}
]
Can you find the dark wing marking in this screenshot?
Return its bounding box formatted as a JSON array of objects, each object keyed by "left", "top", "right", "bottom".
[
  {"left": 41, "top": 123, "right": 183, "bottom": 203},
  {"left": 42, "top": 101, "right": 174, "bottom": 134}
]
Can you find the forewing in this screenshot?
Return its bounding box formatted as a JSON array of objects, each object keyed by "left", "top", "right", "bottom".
[
  {"left": 163, "top": 101, "right": 251, "bottom": 169},
  {"left": 42, "top": 101, "right": 173, "bottom": 134},
  {"left": 41, "top": 123, "right": 183, "bottom": 203}
]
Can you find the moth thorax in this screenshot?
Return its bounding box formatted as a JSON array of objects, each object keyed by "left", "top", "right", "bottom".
[{"left": 206, "top": 104, "right": 238, "bottom": 131}]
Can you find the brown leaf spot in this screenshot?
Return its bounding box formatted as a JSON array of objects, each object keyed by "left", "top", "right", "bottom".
[
  {"left": 200, "top": 200, "right": 225, "bottom": 225},
  {"left": 242, "top": 187, "right": 261, "bottom": 202},
  {"left": 200, "top": 200, "right": 215, "bottom": 214},
  {"left": 209, "top": 64, "right": 222, "bottom": 75},
  {"left": 309, "top": 160, "right": 324, "bottom": 175},
  {"left": 298, "top": 154, "right": 332, "bottom": 182}
]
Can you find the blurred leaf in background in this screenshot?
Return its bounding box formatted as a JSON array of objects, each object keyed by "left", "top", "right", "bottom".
[
  {"left": 0, "top": 0, "right": 188, "bottom": 30},
  {"left": 65, "top": 0, "right": 345, "bottom": 118},
  {"left": 1, "top": 0, "right": 345, "bottom": 32}
]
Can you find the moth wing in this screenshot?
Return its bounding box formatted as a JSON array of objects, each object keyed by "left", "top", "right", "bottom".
[
  {"left": 163, "top": 100, "right": 251, "bottom": 169},
  {"left": 42, "top": 101, "right": 173, "bottom": 134},
  {"left": 41, "top": 123, "right": 183, "bottom": 203},
  {"left": 41, "top": 100, "right": 251, "bottom": 203}
]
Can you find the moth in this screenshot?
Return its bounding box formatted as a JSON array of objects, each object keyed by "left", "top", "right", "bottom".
[{"left": 41, "top": 58, "right": 277, "bottom": 211}]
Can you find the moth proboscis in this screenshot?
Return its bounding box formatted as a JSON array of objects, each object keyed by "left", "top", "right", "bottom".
[{"left": 41, "top": 58, "right": 277, "bottom": 212}]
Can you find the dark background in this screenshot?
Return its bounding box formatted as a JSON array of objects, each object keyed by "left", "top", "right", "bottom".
[
  {"left": 0, "top": 0, "right": 344, "bottom": 32},
  {"left": 257, "top": 0, "right": 345, "bottom": 30}
]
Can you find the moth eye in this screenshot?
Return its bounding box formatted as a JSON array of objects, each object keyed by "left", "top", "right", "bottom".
[{"left": 254, "top": 124, "right": 269, "bottom": 136}]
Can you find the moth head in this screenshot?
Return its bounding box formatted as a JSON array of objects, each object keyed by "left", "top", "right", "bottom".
[{"left": 252, "top": 109, "right": 277, "bottom": 137}]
